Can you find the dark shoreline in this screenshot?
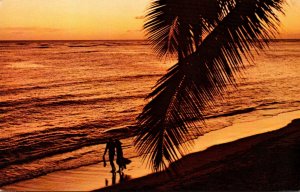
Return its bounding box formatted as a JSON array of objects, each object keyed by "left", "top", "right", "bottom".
[{"left": 99, "top": 118, "right": 300, "bottom": 191}]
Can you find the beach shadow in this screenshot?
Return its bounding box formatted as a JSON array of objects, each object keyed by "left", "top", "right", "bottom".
[
  {"left": 119, "top": 171, "right": 132, "bottom": 183},
  {"left": 104, "top": 171, "right": 131, "bottom": 187},
  {"left": 105, "top": 172, "right": 116, "bottom": 187}
]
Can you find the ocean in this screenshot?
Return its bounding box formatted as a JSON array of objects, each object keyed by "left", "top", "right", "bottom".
[{"left": 1, "top": 40, "right": 300, "bottom": 186}]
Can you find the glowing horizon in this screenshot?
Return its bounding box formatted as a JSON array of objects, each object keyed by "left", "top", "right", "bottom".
[{"left": 0, "top": 0, "right": 300, "bottom": 40}]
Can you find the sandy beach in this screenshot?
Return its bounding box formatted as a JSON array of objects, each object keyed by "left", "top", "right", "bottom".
[
  {"left": 1, "top": 0, "right": 299, "bottom": 191},
  {"left": 100, "top": 113, "right": 300, "bottom": 191},
  {"left": 3, "top": 110, "right": 300, "bottom": 191}
]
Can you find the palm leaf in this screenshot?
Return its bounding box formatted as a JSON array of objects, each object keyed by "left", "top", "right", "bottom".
[
  {"left": 136, "top": 0, "right": 285, "bottom": 171},
  {"left": 144, "top": 0, "right": 223, "bottom": 59}
]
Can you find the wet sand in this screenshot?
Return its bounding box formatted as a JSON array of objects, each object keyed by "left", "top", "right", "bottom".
[
  {"left": 2, "top": 111, "right": 300, "bottom": 191},
  {"left": 100, "top": 112, "right": 300, "bottom": 191}
]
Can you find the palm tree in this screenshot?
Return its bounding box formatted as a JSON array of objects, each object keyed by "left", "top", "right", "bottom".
[{"left": 134, "top": 0, "right": 285, "bottom": 171}]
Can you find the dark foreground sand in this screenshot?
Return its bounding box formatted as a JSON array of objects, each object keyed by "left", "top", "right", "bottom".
[{"left": 98, "top": 118, "right": 300, "bottom": 191}]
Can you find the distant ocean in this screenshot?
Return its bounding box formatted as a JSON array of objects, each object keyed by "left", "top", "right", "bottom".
[{"left": 1, "top": 40, "right": 300, "bottom": 186}]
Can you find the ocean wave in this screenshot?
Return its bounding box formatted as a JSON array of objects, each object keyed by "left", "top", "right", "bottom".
[
  {"left": 0, "top": 133, "right": 137, "bottom": 187},
  {"left": 36, "top": 46, "right": 50, "bottom": 49},
  {"left": 0, "top": 122, "right": 137, "bottom": 169},
  {"left": 119, "top": 74, "right": 162, "bottom": 81},
  {"left": 203, "top": 100, "right": 295, "bottom": 120},
  {"left": 207, "top": 107, "right": 256, "bottom": 119},
  {"left": 0, "top": 94, "right": 77, "bottom": 108},
  {"left": 257, "top": 101, "right": 282, "bottom": 107},
  {"left": 59, "top": 50, "right": 100, "bottom": 54},
  {"left": 36, "top": 94, "right": 146, "bottom": 108},
  {"left": 103, "top": 125, "right": 137, "bottom": 134},
  {"left": 0, "top": 93, "right": 146, "bottom": 112},
  {"left": 68, "top": 44, "right": 100, "bottom": 48},
  {"left": 36, "top": 44, "right": 51, "bottom": 49},
  {"left": 1, "top": 74, "right": 162, "bottom": 96},
  {"left": 0, "top": 85, "right": 52, "bottom": 96},
  {"left": 92, "top": 41, "right": 149, "bottom": 47}
]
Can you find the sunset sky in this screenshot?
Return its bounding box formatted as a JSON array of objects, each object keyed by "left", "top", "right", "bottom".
[{"left": 0, "top": 0, "right": 299, "bottom": 40}]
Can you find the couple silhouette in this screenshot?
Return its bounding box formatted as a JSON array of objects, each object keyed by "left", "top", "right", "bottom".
[{"left": 103, "top": 138, "right": 130, "bottom": 173}]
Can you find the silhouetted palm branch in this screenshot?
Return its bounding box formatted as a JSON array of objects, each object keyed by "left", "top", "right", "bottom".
[{"left": 135, "top": 0, "right": 285, "bottom": 171}]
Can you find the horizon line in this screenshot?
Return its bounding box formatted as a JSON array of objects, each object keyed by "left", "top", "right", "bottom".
[
  {"left": 0, "top": 39, "right": 147, "bottom": 41},
  {"left": 1, "top": 38, "right": 300, "bottom": 41}
]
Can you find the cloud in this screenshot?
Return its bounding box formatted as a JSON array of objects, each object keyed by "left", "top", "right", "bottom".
[{"left": 135, "top": 15, "right": 145, "bottom": 20}]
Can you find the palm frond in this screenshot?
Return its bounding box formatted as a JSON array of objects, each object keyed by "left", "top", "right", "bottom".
[
  {"left": 144, "top": 0, "right": 224, "bottom": 59},
  {"left": 136, "top": 0, "right": 285, "bottom": 171}
]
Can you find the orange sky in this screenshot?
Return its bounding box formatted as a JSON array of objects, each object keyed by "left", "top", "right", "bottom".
[{"left": 0, "top": 0, "right": 299, "bottom": 40}]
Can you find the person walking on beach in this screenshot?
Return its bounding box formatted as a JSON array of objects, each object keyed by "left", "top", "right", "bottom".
[
  {"left": 115, "top": 139, "right": 131, "bottom": 172},
  {"left": 103, "top": 138, "right": 116, "bottom": 172},
  {"left": 115, "top": 139, "right": 125, "bottom": 172}
]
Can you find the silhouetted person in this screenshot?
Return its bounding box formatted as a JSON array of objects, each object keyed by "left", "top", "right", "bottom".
[
  {"left": 112, "top": 172, "right": 116, "bottom": 185},
  {"left": 103, "top": 138, "right": 116, "bottom": 172},
  {"left": 119, "top": 171, "right": 125, "bottom": 183},
  {"left": 115, "top": 139, "right": 125, "bottom": 172},
  {"left": 115, "top": 139, "right": 132, "bottom": 172}
]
